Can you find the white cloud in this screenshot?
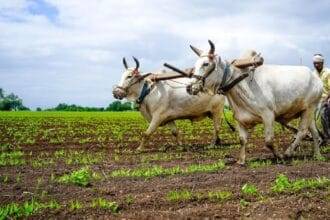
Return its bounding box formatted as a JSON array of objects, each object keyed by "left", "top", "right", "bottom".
[{"left": 0, "top": 0, "right": 329, "bottom": 108}]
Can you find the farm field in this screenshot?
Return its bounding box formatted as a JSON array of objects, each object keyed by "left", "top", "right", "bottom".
[{"left": 0, "top": 111, "right": 329, "bottom": 219}]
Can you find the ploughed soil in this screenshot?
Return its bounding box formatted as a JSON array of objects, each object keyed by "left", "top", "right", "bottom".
[{"left": 0, "top": 119, "right": 329, "bottom": 219}]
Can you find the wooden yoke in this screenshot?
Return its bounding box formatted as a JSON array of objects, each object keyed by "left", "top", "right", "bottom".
[
  {"left": 146, "top": 68, "right": 194, "bottom": 82},
  {"left": 232, "top": 55, "right": 264, "bottom": 69}
]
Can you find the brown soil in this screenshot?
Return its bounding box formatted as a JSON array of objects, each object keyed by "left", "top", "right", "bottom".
[{"left": 0, "top": 129, "right": 330, "bottom": 219}]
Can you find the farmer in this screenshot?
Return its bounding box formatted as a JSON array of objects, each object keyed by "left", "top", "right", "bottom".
[{"left": 313, "top": 54, "right": 330, "bottom": 139}]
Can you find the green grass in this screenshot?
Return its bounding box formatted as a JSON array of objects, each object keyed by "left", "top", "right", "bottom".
[
  {"left": 31, "top": 158, "right": 55, "bottom": 168},
  {"left": 166, "top": 189, "right": 233, "bottom": 203},
  {"left": 58, "top": 167, "right": 101, "bottom": 187},
  {"left": 241, "top": 183, "right": 259, "bottom": 196},
  {"left": 239, "top": 199, "right": 250, "bottom": 208},
  {"left": 0, "top": 197, "right": 120, "bottom": 219},
  {"left": 112, "top": 148, "right": 229, "bottom": 165},
  {"left": 184, "top": 160, "right": 226, "bottom": 173},
  {"left": 166, "top": 189, "right": 194, "bottom": 202},
  {"left": 0, "top": 111, "right": 238, "bottom": 150},
  {"left": 0, "top": 175, "right": 9, "bottom": 183},
  {"left": 0, "top": 199, "right": 60, "bottom": 219},
  {"left": 271, "top": 174, "right": 330, "bottom": 193},
  {"left": 207, "top": 191, "right": 232, "bottom": 202},
  {"left": 64, "top": 151, "right": 104, "bottom": 165},
  {"left": 68, "top": 199, "right": 119, "bottom": 213},
  {"left": 0, "top": 151, "right": 25, "bottom": 166},
  {"left": 291, "top": 158, "right": 310, "bottom": 166},
  {"left": 321, "top": 145, "right": 330, "bottom": 154},
  {"left": 54, "top": 150, "right": 105, "bottom": 165},
  {"left": 248, "top": 159, "right": 272, "bottom": 169},
  {"left": 110, "top": 160, "right": 225, "bottom": 179},
  {"left": 124, "top": 195, "right": 134, "bottom": 205},
  {"left": 91, "top": 198, "right": 119, "bottom": 213},
  {"left": 140, "top": 153, "right": 183, "bottom": 163},
  {"left": 69, "top": 200, "right": 83, "bottom": 211},
  {"left": 46, "top": 200, "right": 61, "bottom": 210},
  {"left": 271, "top": 174, "right": 292, "bottom": 193}
]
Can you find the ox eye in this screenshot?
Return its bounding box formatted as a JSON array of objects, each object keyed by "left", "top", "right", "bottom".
[
  {"left": 203, "top": 63, "right": 209, "bottom": 67},
  {"left": 126, "top": 75, "right": 132, "bottom": 79}
]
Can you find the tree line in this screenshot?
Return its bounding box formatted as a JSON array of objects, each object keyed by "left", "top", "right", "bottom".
[
  {"left": 0, "top": 88, "right": 136, "bottom": 111},
  {"left": 43, "top": 101, "right": 135, "bottom": 111}
]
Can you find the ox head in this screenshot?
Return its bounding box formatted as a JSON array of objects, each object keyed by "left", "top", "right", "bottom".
[
  {"left": 113, "top": 57, "right": 143, "bottom": 100},
  {"left": 188, "top": 40, "right": 223, "bottom": 95},
  {"left": 162, "top": 40, "right": 224, "bottom": 95}
]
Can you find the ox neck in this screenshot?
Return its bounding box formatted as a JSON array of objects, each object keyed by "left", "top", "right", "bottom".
[
  {"left": 206, "top": 60, "right": 236, "bottom": 94},
  {"left": 125, "top": 79, "right": 145, "bottom": 102},
  {"left": 222, "top": 67, "right": 264, "bottom": 120}
]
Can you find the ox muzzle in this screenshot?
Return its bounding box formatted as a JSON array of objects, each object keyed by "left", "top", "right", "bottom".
[
  {"left": 186, "top": 80, "right": 204, "bottom": 95},
  {"left": 112, "top": 86, "right": 127, "bottom": 100},
  {"left": 186, "top": 62, "right": 216, "bottom": 95}
]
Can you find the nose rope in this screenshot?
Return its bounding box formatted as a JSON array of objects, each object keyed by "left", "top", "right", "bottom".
[
  {"left": 115, "top": 73, "right": 153, "bottom": 93},
  {"left": 165, "top": 79, "right": 191, "bottom": 87}
]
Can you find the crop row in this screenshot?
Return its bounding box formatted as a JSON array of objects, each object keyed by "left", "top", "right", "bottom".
[{"left": 0, "top": 111, "right": 294, "bottom": 151}]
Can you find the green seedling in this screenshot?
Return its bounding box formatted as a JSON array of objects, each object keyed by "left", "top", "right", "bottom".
[
  {"left": 91, "top": 198, "right": 119, "bottom": 213},
  {"left": 58, "top": 167, "right": 95, "bottom": 187}
]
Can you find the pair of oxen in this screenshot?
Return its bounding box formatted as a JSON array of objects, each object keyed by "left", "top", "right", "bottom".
[{"left": 113, "top": 40, "right": 323, "bottom": 165}]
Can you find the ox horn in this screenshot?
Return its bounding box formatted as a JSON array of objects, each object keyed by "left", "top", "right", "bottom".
[
  {"left": 132, "top": 56, "right": 140, "bottom": 71},
  {"left": 208, "top": 39, "right": 215, "bottom": 55},
  {"left": 190, "top": 45, "right": 203, "bottom": 57},
  {"left": 122, "top": 57, "right": 129, "bottom": 69}
]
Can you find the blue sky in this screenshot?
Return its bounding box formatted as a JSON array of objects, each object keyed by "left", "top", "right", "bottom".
[{"left": 0, "top": 0, "right": 329, "bottom": 109}]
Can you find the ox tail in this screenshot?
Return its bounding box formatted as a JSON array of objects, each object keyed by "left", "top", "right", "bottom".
[
  {"left": 278, "top": 107, "right": 326, "bottom": 143},
  {"left": 223, "top": 108, "right": 236, "bottom": 132}
]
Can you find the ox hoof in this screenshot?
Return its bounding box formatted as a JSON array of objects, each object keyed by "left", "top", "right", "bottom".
[{"left": 237, "top": 160, "right": 246, "bottom": 166}]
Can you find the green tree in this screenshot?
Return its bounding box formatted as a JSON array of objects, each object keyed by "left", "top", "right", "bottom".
[
  {"left": 49, "top": 103, "right": 105, "bottom": 111},
  {"left": 0, "top": 88, "right": 4, "bottom": 99},
  {"left": 106, "top": 101, "right": 134, "bottom": 111},
  {"left": 0, "top": 89, "right": 29, "bottom": 111}
]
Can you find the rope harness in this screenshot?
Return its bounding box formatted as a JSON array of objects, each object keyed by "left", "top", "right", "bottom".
[{"left": 136, "top": 74, "right": 191, "bottom": 105}]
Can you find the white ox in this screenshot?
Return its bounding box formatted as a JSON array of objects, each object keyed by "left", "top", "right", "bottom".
[
  {"left": 112, "top": 57, "right": 225, "bottom": 150},
  {"left": 171, "top": 40, "right": 323, "bottom": 164}
]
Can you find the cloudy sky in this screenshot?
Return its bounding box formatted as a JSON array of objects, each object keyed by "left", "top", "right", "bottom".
[{"left": 0, "top": 0, "right": 329, "bottom": 109}]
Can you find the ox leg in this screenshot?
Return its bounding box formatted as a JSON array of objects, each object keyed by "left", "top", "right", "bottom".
[
  {"left": 137, "top": 117, "right": 162, "bottom": 151},
  {"left": 263, "top": 114, "right": 282, "bottom": 159},
  {"left": 168, "top": 121, "right": 182, "bottom": 146},
  {"left": 284, "top": 110, "right": 311, "bottom": 157},
  {"left": 309, "top": 115, "right": 322, "bottom": 159},
  {"left": 237, "top": 124, "right": 249, "bottom": 165},
  {"left": 211, "top": 112, "right": 222, "bottom": 147}
]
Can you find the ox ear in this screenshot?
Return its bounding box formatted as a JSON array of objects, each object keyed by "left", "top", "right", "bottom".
[
  {"left": 190, "top": 45, "right": 203, "bottom": 57},
  {"left": 122, "top": 57, "right": 128, "bottom": 69}
]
